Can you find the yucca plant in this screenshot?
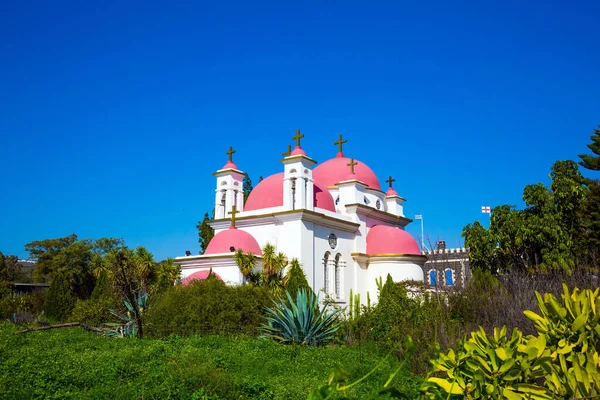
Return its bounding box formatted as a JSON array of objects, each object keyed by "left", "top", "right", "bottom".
[
  {"left": 103, "top": 290, "right": 148, "bottom": 338},
  {"left": 261, "top": 289, "right": 341, "bottom": 346}
]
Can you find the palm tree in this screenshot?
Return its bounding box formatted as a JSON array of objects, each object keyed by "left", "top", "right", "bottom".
[
  {"left": 234, "top": 249, "right": 257, "bottom": 284},
  {"left": 134, "top": 246, "right": 155, "bottom": 291},
  {"left": 261, "top": 243, "right": 288, "bottom": 294}
]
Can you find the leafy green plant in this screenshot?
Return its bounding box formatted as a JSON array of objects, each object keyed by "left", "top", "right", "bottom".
[
  {"left": 43, "top": 273, "right": 75, "bottom": 321},
  {"left": 421, "top": 326, "right": 552, "bottom": 399},
  {"left": 261, "top": 289, "right": 342, "bottom": 346},
  {"left": 524, "top": 284, "right": 600, "bottom": 397},
  {"left": 103, "top": 291, "right": 147, "bottom": 338},
  {"left": 283, "top": 258, "right": 312, "bottom": 298}
]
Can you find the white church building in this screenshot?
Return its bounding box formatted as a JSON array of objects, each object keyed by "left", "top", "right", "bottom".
[{"left": 175, "top": 131, "right": 426, "bottom": 304}]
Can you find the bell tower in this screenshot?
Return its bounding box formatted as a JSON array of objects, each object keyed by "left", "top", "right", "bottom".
[
  {"left": 282, "top": 130, "right": 317, "bottom": 211},
  {"left": 213, "top": 146, "right": 246, "bottom": 219}
]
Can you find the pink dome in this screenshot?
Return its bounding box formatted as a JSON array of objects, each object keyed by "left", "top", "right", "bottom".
[
  {"left": 221, "top": 161, "right": 239, "bottom": 170},
  {"left": 290, "top": 146, "right": 307, "bottom": 156},
  {"left": 205, "top": 227, "right": 262, "bottom": 255},
  {"left": 244, "top": 172, "right": 336, "bottom": 212},
  {"left": 386, "top": 187, "right": 399, "bottom": 197},
  {"left": 366, "top": 225, "right": 421, "bottom": 255},
  {"left": 181, "top": 269, "right": 223, "bottom": 286},
  {"left": 313, "top": 156, "right": 381, "bottom": 190}
]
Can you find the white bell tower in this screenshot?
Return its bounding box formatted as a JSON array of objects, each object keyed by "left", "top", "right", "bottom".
[
  {"left": 213, "top": 146, "right": 246, "bottom": 219},
  {"left": 282, "top": 130, "right": 317, "bottom": 211}
]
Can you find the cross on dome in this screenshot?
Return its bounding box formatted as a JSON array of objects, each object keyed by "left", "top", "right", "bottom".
[
  {"left": 228, "top": 205, "right": 239, "bottom": 228},
  {"left": 347, "top": 158, "right": 358, "bottom": 174},
  {"left": 292, "top": 130, "right": 304, "bottom": 147},
  {"left": 334, "top": 134, "right": 347, "bottom": 157},
  {"left": 386, "top": 176, "right": 395, "bottom": 188},
  {"left": 282, "top": 144, "right": 291, "bottom": 157},
  {"left": 226, "top": 146, "right": 236, "bottom": 162}
]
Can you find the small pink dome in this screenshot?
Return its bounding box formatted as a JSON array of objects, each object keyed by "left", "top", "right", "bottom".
[
  {"left": 290, "top": 146, "right": 306, "bottom": 156},
  {"left": 221, "top": 161, "right": 239, "bottom": 170},
  {"left": 366, "top": 225, "right": 421, "bottom": 255},
  {"left": 244, "top": 172, "right": 336, "bottom": 212},
  {"left": 386, "top": 187, "right": 399, "bottom": 197},
  {"left": 205, "top": 227, "right": 262, "bottom": 255},
  {"left": 181, "top": 269, "right": 223, "bottom": 286},
  {"left": 313, "top": 157, "right": 381, "bottom": 190}
]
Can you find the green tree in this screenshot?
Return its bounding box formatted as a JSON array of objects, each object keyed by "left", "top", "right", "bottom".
[
  {"left": 196, "top": 212, "right": 215, "bottom": 254},
  {"left": 43, "top": 273, "right": 75, "bottom": 321},
  {"left": 0, "top": 252, "right": 27, "bottom": 282},
  {"left": 578, "top": 125, "right": 600, "bottom": 171},
  {"left": 243, "top": 176, "right": 253, "bottom": 203},
  {"left": 261, "top": 243, "right": 288, "bottom": 295},
  {"left": 234, "top": 249, "right": 259, "bottom": 284},
  {"left": 283, "top": 258, "right": 311, "bottom": 298}
]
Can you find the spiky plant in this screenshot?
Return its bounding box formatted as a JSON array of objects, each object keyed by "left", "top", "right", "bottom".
[
  {"left": 103, "top": 290, "right": 148, "bottom": 338},
  {"left": 261, "top": 289, "right": 342, "bottom": 346}
]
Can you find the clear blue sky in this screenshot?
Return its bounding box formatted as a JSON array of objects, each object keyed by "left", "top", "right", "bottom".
[{"left": 1, "top": 0, "right": 599, "bottom": 260}]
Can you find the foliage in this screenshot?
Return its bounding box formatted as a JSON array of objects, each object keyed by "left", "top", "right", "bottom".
[
  {"left": 261, "top": 243, "right": 288, "bottom": 295},
  {"left": 524, "top": 284, "right": 600, "bottom": 398},
  {"left": 196, "top": 212, "right": 215, "bottom": 255},
  {"left": 261, "top": 289, "right": 342, "bottom": 346},
  {"left": 103, "top": 291, "right": 148, "bottom": 338},
  {"left": 43, "top": 274, "right": 75, "bottom": 321},
  {"left": 0, "top": 288, "right": 45, "bottom": 323},
  {"left": 234, "top": 249, "right": 260, "bottom": 285},
  {"left": 283, "top": 258, "right": 311, "bottom": 298},
  {"left": 0, "top": 252, "right": 28, "bottom": 282},
  {"left": 243, "top": 175, "right": 254, "bottom": 203},
  {"left": 0, "top": 324, "right": 417, "bottom": 399},
  {"left": 578, "top": 124, "right": 600, "bottom": 171},
  {"left": 145, "top": 276, "right": 271, "bottom": 337},
  {"left": 70, "top": 297, "right": 114, "bottom": 327},
  {"left": 423, "top": 285, "right": 600, "bottom": 399},
  {"left": 463, "top": 160, "right": 591, "bottom": 273}
]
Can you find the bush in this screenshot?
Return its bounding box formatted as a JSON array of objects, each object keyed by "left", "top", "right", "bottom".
[
  {"left": 70, "top": 297, "right": 114, "bottom": 327},
  {"left": 145, "top": 276, "right": 272, "bottom": 337},
  {"left": 43, "top": 274, "right": 75, "bottom": 321},
  {"left": 283, "top": 258, "right": 312, "bottom": 298}
]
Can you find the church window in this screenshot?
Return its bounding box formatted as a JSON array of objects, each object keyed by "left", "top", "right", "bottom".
[
  {"left": 364, "top": 196, "right": 368, "bottom": 205},
  {"left": 445, "top": 269, "right": 454, "bottom": 286},
  {"left": 220, "top": 190, "right": 226, "bottom": 206},
  {"left": 323, "top": 252, "right": 330, "bottom": 293},
  {"left": 375, "top": 200, "right": 381, "bottom": 210},
  {"left": 429, "top": 270, "right": 437, "bottom": 285},
  {"left": 334, "top": 254, "right": 341, "bottom": 299},
  {"left": 335, "top": 197, "right": 339, "bottom": 205},
  {"left": 328, "top": 233, "right": 337, "bottom": 250}
]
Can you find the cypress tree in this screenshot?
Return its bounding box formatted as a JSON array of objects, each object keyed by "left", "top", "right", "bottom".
[
  {"left": 43, "top": 274, "right": 75, "bottom": 321},
  {"left": 196, "top": 212, "right": 215, "bottom": 254},
  {"left": 284, "top": 258, "right": 311, "bottom": 298},
  {"left": 578, "top": 125, "right": 600, "bottom": 171},
  {"left": 243, "top": 176, "right": 254, "bottom": 203}
]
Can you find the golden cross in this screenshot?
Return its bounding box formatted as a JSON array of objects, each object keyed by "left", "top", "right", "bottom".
[
  {"left": 334, "top": 134, "right": 347, "bottom": 153},
  {"left": 225, "top": 146, "right": 236, "bottom": 162},
  {"left": 282, "top": 144, "right": 291, "bottom": 157},
  {"left": 228, "top": 205, "right": 239, "bottom": 228},
  {"left": 292, "top": 129, "right": 304, "bottom": 147},
  {"left": 347, "top": 158, "right": 358, "bottom": 174},
  {"left": 386, "top": 176, "right": 395, "bottom": 188}
]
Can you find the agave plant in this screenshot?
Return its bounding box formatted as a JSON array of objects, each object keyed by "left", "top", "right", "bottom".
[
  {"left": 261, "top": 289, "right": 341, "bottom": 346},
  {"left": 103, "top": 290, "right": 148, "bottom": 338}
]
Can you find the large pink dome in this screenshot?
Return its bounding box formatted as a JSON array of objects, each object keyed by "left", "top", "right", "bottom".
[
  {"left": 366, "top": 225, "right": 421, "bottom": 255},
  {"left": 313, "top": 156, "right": 381, "bottom": 190},
  {"left": 244, "top": 172, "right": 336, "bottom": 212},
  {"left": 205, "top": 227, "right": 262, "bottom": 255}
]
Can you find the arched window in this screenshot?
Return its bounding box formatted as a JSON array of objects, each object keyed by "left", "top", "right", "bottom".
[
  {"left": 323, "top": 252, "right": 330, "bottom": 293},
  {"left": 334, "top": 254, "right": 341, "bottom": 299},
  {"left": 445, "top": 269, "right": 454, "bottom": 286},
  {"left": 429, "top": 270, "right": 437, "bottom": 285}
]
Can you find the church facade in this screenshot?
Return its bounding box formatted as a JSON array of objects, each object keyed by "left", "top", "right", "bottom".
[{"left": 175, "top": 132, "right": 426, "bottom": 304}]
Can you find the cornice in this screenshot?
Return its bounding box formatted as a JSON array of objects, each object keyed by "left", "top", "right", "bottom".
[
  {"left": 280, "top": 154, "right": 317, "bottom": 165},
  {"left": 210, "top": 209, "right": 360, "bottom": 232},
  {"left": 351, "top": 252, "right": 428, "bottom": 263},
  {"left": 212, "top": 168, "right": 247, "bottom": 177},
  {"left": 345, "top": 203, "right": 412, "bottom": 226}
]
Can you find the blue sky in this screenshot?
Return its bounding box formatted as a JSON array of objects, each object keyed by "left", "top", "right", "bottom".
[{"left": 1, "top": 0, "right": 599, "bottom": 260}]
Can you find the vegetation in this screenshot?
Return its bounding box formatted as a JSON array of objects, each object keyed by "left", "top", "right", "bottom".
[
  {"left": 43, "top": 273, "right": 75, "bottom": 321},
  {"left": 0, "top": 324, "right": 417, "bottom": 399},
  {"left": 197, "top": 212, "right": 215, "bottom": 255},
  {"left": 284, "top": 258, "right": 312, "bottom": 298},
  {"left": 261, "top": 289, "right": 342, "bottom": 346}
]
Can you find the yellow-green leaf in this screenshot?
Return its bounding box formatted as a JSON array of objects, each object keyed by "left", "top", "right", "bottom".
[{"left": 427, "top": 377, "right": 464, "bottom": 394}]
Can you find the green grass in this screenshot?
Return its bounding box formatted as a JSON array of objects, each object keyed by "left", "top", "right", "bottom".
[{"left": 0, "top": 324, "right": 418, "bottom": 399}]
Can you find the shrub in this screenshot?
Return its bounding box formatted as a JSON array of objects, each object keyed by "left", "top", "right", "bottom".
[
  {"left": 70, "top": 298, "right": 114, "bottom": 327},
  {"left": 43, "top": 274, "right": 75, "bottom": 321},
  {"left": 261, "top": 289, "right": 342, "bottom": 346},
  {"left": 283, "top": 258, "right": 312, "bottom": 298},
  {"left": 145, "top": 276, "right": 271, "bottom": 337}
]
